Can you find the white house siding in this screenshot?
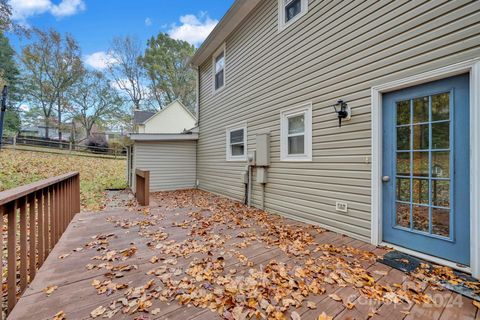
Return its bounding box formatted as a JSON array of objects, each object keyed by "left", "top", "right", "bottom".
[
  {"left": 141, "top": 102, "right": 196, "bottom": 134},
  {"left": 133, "top": 141, "right": 197, "bottom": 192},
  {"left": 196, "top": 0, "right": 480, "bottom": 241}
]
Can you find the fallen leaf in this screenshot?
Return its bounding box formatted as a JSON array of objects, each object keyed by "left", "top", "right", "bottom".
[
  {"left": 306, "top": 301, "right": 317, "bottom": 309},
  {"left": 43, "top": 285, "right": 58, "bottom": 296},
  {"left": 58, "top": 253, "right": 70, "bottom": 259},
  {"left": 52, "top": 311, "right": 66, "bottom": 320},
  {"left": 150, "top": 256, "right": 159, "bottom": 264},
  {"left": 151, "top": 308, "right": 161, "bottom": 315},
  {"left": 344, "top": 301, "right": 355, "bottom": 310},
  {"left": 317, "top": 312, "right": 333, "bottom": 320},
  {"left": 90, "top": 306, "right": 106, "bottom": 318},
  {"left": 328, "top": 293, "right": 342, "bottom": 302},
  {"left": 473, "top": 300, "right": 480, "bottom": 309},
  {"left": 291, "top": 311, "right": 301, "bottom": 320}
]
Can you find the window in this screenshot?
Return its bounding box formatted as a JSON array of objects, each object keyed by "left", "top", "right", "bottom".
[
  {"left": 226, "top": 125, "right": 247, "bottom": 161},
  {"left": 213, "top": 45, "right": 226, "bottom": 92},
  {"left": 280, "top": 103, "right": 312, "bottom": 161},
  {"left": 278, "top": 0, "right": 308, "bottom": 30}
]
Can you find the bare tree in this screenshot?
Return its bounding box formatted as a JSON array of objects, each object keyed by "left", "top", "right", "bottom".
[
  {"left": 107, "top": 36, "right": 147, "bottom": 112},
  {"left": 20, "top": 29, "right": 83, "bottom": 139},
  {"left": 67, "top": 70, "right": 123, "bottom": 138}
]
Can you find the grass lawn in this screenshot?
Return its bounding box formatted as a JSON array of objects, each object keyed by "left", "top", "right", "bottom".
[{"left": 0, "top": 149, "right": 127, "bottom": 211}]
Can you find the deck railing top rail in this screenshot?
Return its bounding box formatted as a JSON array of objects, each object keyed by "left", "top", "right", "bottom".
[
  {"left": 0, "top": 172, "right": 79, "bottom": 206},
  {"left": 0, "top": 172, "right": 81, "bottom": 318}
]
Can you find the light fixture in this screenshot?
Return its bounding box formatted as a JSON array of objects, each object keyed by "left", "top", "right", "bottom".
[{"left": 331, "top": 99, "right": 351, "bottom": 127}]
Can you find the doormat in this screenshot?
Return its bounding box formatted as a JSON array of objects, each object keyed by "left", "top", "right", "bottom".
[{"left": 378, "top": 251, "right": 480, "bottom": 302}]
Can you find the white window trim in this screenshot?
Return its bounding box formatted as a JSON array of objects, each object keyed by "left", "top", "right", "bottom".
[
  {"left": 226, "top": 124, "right": 247, "bottom": 161},
  {"left": 212, "top": 43, "right": 226, "bottom": 94},
  {"left": 371, "top": 57, "right": 480, "bottom": 279},
  {"left": 278, "top": 0, "right": 309, "bottom": 31},
  {"left": 280, "top": 102, "right": 312, "bottom": 161}
]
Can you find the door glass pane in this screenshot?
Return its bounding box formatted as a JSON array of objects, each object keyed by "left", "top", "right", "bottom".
[
  {"left": 412, "top": 179, "right": 429, "bottom": 204},
  {"left": 288, "top": 135, "right": 304, "bottom": 154},
  {"left": 432, "top": 180, "right": 450, "bottom": 207},
  {"left": 396, "top": 202, "right": 410, "bottom": 228},
  {"left": 432, "top": 122, "right": 449, "bottom": 149},
  {"left": 396, "top": 100, "right": 410, "bottom": 125},
  {"left": 432, "top": 151, "right": 450, "bottom": 178},
  {"left": 396, "top": 178, "right": 410, "bottom": 202},
  {"left": 288, "top": 115, "right": 305, "bottom": 134},
  {"left": 413, "top": 124, "right": 429, "bottom": 150},
  {"left": 413, "top": 97, "right": 429, "bottom": 123},
  {"left": 397, "top": 126, "right": 410, "bottom": 150},
  {"left": 432, "top": 92, "right": 449, "bottom": 121},
  {"left": 432, "top": 208, "right": 450, "bottom": 237},
  {"left": 413, "top": 152, "right": 429, "bottom": 177},
  {"left": 412, "top": 205, "right": 429, "bottom": 232},
  {"left": 396, "top": 152, "right": 410, "bottom": 176}
]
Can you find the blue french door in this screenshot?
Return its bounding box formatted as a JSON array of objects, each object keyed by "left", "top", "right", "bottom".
[{"left": 382, "top": 74, "right": 470, "bottom": 266}]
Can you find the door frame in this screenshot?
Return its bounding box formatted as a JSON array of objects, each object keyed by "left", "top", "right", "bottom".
[{"left": 371, "top": 58, "right": 480, "bottom": 278}]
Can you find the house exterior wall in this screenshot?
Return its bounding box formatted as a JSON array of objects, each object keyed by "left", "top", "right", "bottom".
[
  {"left": 196, "top": 0, "right": 480, "bottom": 241},
  {"left": 133, "top": 141, "right": 197, "bottom": 192},
  {"left": 143, "top": 102, "right": 196, "bottom": 134}
]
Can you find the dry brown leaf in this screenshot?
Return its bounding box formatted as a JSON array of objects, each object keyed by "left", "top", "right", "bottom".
[
  {"left": 291, "top": 311, "right": 301, "bottom": 320},
  {"left": 306, "top": 301, "right": 317, "bottom": 309},
  {"left": 344, "top": 301, "right": 355, "bottom": 310},
  {"left": 473, "top": 300, "right": 480, "bottom": 309},
  {"left": 150, "top": 256, "right": 159, "bottom": 264},
  {"left": 90, "top": 306, "right": 106, "bottom": 318},
  {"left": 43, "top": 285, "right": 58, "bottom": 296},
  {"left": 151, "top": 308, "right": 161, "bottom": 315},
  {"left": 52, "top": 311, "right": 66, "bottom": 320},
  {"left": 317, "top": 312, "right": 333, "bottom": 320},
  {"left": 328, "top": 293, "right": 342, "bottom": 302}
]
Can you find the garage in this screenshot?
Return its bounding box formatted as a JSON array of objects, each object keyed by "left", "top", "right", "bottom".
[{"left": 127, "top": 129, "right": 198, "bottom": 192}]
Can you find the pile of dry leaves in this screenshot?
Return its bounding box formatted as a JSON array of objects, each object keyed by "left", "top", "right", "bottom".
[{"left": 49, "top": 189, "right": 478, "bottom": 319}]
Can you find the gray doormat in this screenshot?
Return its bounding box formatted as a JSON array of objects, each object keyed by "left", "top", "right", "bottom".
[{"left": 378, "top": 251, "right": 480, "bottom": 302}]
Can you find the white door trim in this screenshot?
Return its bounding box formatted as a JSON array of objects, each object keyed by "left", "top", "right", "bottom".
[{"left": 371, "top": 57, "right": 480, "bottom": 278}]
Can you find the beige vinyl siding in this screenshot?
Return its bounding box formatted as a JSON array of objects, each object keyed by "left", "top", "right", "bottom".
[
  {"left": 134, "top": 141, "right": 196, "bottom": 192},
  {"left": 196, "top": 0, "right": 480, "bottom": 241}
]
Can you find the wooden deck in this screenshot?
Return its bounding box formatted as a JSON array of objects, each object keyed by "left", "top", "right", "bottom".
[{"left": 8, "top": 190, "right": 479, "bottom": 320}]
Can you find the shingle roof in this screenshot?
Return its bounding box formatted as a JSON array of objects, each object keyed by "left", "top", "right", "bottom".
[{"left": 133, "top": 110, "right": 156, "bottom": 125}]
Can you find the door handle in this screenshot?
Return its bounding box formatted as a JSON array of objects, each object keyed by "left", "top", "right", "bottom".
[{"left": 382, "top": 176, "right": 390, "bottom": 182}]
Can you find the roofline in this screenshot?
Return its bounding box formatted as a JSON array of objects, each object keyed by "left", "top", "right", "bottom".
[
  {"left": 142, "top": 100, "right": 197, "bottom": 125},
  {"left": 190, "top": 0, "right": 261, "bottom": 67},
  {"left": 128, "top": 133, "right": 199, "bottom": 141}
]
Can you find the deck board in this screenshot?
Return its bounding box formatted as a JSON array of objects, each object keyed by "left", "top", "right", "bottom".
[{"left": 7, "top": 190, "right": 477, "bottom": 320}]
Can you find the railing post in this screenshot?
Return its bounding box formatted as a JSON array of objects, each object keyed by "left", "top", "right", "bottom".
[
  {"left": 19, "top": 198, "right": 28, "bottom": 293},
  {"left": 28, "top": 194, "right": 36, "bottom": 282},
  {"left": 38, "top": 190, "right": 44, "bottom": 265},
  {"left": 7, "top": 202, "right": 17, "bottom": 313},
  {"left": 0, "top": 205, "right": 3, "bottom": 318}
]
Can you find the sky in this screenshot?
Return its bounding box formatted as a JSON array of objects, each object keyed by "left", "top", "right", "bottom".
[{"left": 8, "top": 0, "right": 234, "bottom": 70}]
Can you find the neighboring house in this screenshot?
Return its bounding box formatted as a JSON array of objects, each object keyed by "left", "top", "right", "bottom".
[
  {"left": 127, "top": 100, "right": 198, "bottom": 192},
  {"left": 133, "top": 101, "right": 196, "bottom": 134},
  {"left": 133, "top": 110, "right": 156, "bottom": 133},
  {"left": 20, "top": 123, "right": 72, "bottom": 141},
  {"left": 189, "top": 0, "right": 480, "bottom": 278}
]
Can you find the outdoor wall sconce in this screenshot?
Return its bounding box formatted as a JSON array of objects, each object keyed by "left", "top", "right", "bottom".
[{"left": 331, "top": 99, "right": 351, "bottom": 127}]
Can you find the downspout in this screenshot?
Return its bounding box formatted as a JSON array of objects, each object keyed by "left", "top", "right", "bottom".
[{"left": 195, "top": 66, "right": 200, "bottom": 188}]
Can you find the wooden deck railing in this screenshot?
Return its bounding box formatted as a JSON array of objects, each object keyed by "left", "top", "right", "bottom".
[
  {"left": 0, "top": 172, "right": 80, "bottom": 317},
  {"left": 135, "top": 169, "right": 150, "bottom": 206}
]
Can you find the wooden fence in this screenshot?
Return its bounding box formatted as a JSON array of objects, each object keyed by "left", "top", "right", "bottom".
[{"left": 0, "top": 172, "right": 80, "bottom": 317}]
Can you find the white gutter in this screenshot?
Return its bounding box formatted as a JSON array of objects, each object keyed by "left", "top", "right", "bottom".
[{"left": 128, "top": 133, "right": 199, "bottom": 141}]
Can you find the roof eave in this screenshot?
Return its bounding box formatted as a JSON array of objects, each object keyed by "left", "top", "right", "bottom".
[{"left": 190, "top": 0, "right": 261, "bottom": 67}]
